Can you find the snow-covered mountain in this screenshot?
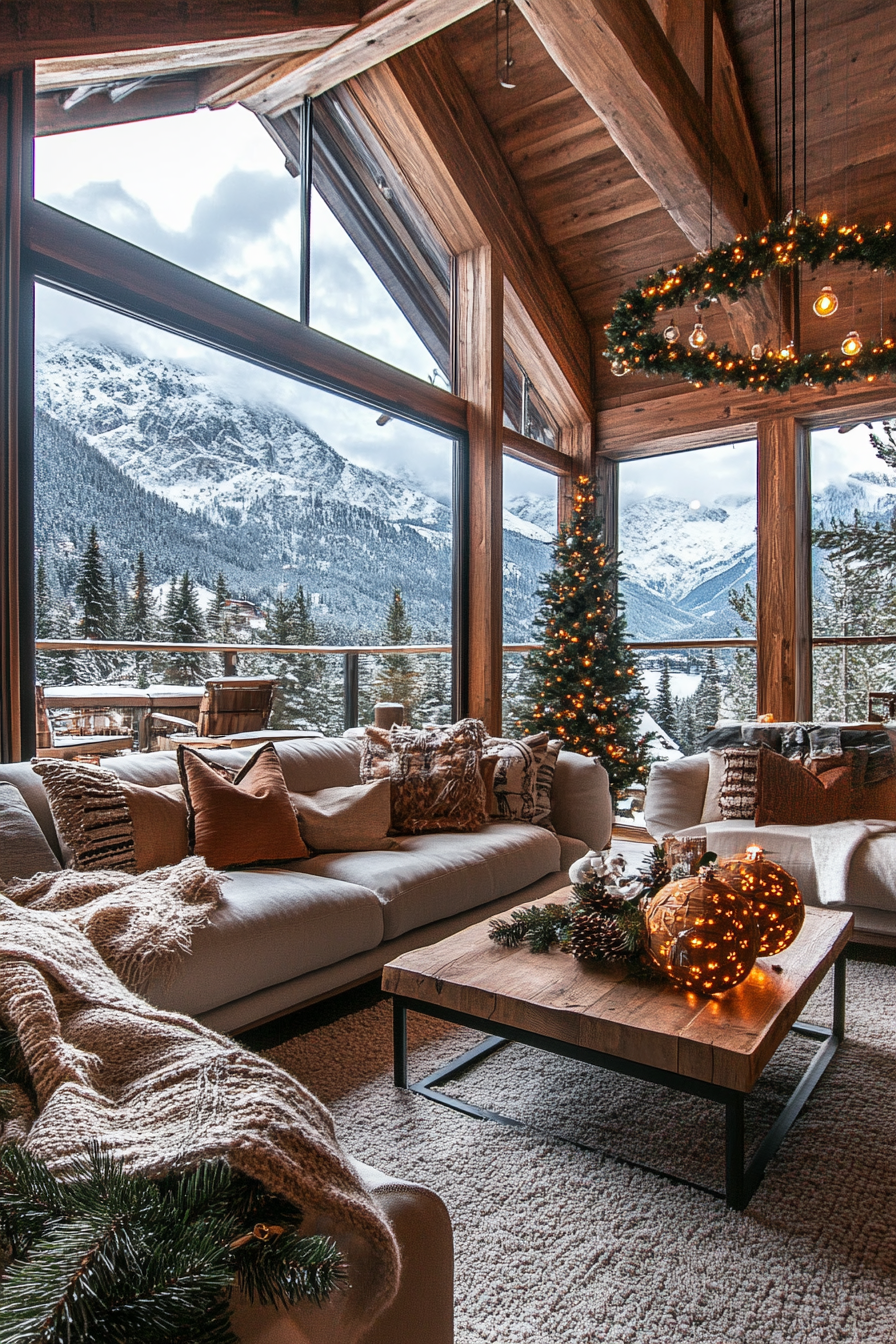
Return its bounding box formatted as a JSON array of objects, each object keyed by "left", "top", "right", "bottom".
[
  {"left": 504, "top": 493, "right": 555, "bottom": 541},
  {"left": 37, "top": 339, "right": 449, "bottom": 530},
  {"left": 35, "top": 338, "right": 552, "bottom": 641}
]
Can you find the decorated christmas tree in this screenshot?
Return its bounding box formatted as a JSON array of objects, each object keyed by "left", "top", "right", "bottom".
[{"left": 517, "top": 476, "right": 653, "bottom": 795}]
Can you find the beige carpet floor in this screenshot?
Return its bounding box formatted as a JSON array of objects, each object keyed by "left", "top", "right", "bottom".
[{"left": 243, "top": 952, "right": 896, "bottom": 1344}]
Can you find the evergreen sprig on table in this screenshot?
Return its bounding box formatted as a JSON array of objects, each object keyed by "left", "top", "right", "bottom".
[{"left": 489, "top": 863, "right": 647, "bottom": 965}]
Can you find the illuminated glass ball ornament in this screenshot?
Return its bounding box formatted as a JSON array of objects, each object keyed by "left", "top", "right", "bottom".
[
  {"left": 841, "top": 330, "right": 863, "bottom": 356},
  {"left": 610, "top": 358, "right": 629, "bottom": 376},
  {"left": 644, "top": 868, "right": 759, "bottom": 996},
  {"left": 751, "top": 342, "right": 764, "bottom": 359},
  {"left": 813, "top": 285, "right": 839, "bottom": 317},
  {"left": 663, "top": 323, "right": 681, "bottom": 343},
  {"left": 716, "top": 845, "right": 804, "bottom": 957},
  {"left": 689, "top": 322, "right": 708, "bottom": 349}
]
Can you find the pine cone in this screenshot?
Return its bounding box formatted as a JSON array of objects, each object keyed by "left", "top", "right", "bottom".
[
  {"left": 566, "top": 911, "right": 631, "bottom": 962},
  {"left": 571, "top": 880, "right": 625, "bottom": 915}
]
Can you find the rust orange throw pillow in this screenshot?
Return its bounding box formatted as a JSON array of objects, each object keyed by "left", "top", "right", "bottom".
[
  {"left": 754, "top": 745, "right": 853, "bottom": 827},
  {"left": 178, "top": 743, "right": 309, "bottom": 869},
  {"left": 852, "top": 774, "right": 896, "bottom": 821}
]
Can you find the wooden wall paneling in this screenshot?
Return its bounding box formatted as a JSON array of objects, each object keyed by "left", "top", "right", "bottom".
[
  {"left": 0, "top": 69, "right": 32, "bottom": 761},
  {"left": 25, "top": 202, "right": 468, "bottom": 436},
  {"left": 596, "top": 376, "right": 896, "bottom": 457},
  {"left": 239, "top": 0, "right": 491, "bottom": 114},
  {"left": 0, "top": 4, "right": 361, "bottom": 69},
  {"left": 352, "top": 39, "right": 592, "bottom": 415},
  {"left": 756, "top": 415, "right": 811, "bottom": 721},
  {"left": 504, "top": 279, "right": 590, "bottom": 426},
  {"left": 457, "top": 247, "right": 504, "bottom": 733},
  {"left": 557, "top": 421, "right": 595, "bottom": 527}
]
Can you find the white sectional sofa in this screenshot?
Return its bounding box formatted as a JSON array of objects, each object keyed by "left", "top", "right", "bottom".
[{"left": 0, "top": 735, "right": 611, "bottom": 1032}]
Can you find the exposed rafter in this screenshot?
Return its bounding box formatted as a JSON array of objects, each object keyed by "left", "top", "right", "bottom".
[
  {"left": 0, "top": 2, "right": 360, "bottom": 68},
  {"left": 34, "top": 30, "right": 353, "bottom": 92},
  {"left": 352, "top": 37, "right": 592, "bottom": 419},
  {"left": 516, "top": 0, "right": 772, "bottom": 251},
  {"left": 236, "top": 0, "right": 491, "bottom": 116}
]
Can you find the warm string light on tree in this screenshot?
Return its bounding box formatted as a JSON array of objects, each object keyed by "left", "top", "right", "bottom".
[
  {"left": 603, "top": 211, "right": 896, "bottom": 392},
  {"left": 516, "top": 477, "right": 652, "bottom": 793}
]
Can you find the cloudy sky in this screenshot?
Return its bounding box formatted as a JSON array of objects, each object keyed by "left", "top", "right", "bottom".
[{"left": 34, "top": 104, "right": 476, "bottom": 505}]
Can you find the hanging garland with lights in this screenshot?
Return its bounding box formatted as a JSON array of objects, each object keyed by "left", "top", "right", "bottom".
[{"left": 603, "top": 210, "right": 896, "bottom": 393}]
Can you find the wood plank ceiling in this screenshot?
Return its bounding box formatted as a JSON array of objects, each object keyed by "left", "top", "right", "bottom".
[{"left": 443, "top": 0, "right": 896, "bottom": 416}]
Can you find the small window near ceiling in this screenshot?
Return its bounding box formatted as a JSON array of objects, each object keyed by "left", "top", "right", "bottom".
[
  {"left": 503, "top": 346, "right": 557, "bottom": 447},
  {"left": 310, "top": 88, "right": 451, "bottom": 384},
  {"left": 810, "top": 419, "right": 896, "bottom": 722},
  {"left": 34, "top": 104, "right": 303, "bottom": 320},
  {"left": 502, "top": 456, "right": 558, "bottom": 734},
  {"left": 617, "top": 439, "right": 758, "bottom": 756}
]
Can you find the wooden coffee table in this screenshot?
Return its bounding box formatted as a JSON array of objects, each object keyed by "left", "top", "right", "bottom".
[{"left": 383, "top": 894, "right": 853, "bottom": 1209}]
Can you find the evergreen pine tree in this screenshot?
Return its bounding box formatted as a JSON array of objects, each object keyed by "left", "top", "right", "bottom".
[
  {"left": 207, "top": 572, "right": 229, "bottom": 639},
  {"left": 653, "top": 657, "right": 676, "bottom": 737},
  {"left": 34, "top": 555, "right": 63, "bottom": 685},
  {"left": 692, "top": 650, "right": 722, "bottom": 742},
  {"left": 124, "top": 551, "right": 155, "bottom": 688},
  {"left": 517, "top": 477, "right": 653, "bottom": 795},
  {"left": 417, "top": 636, "right": 452, "bottom": 726},
  {"left": 724, "top": 583, "right": 758, "bottom": 719},
  {"left": 74, "top": 525, "right": 114, "bottom": 640},
  {"left": 73, "top": 524, "right": 117, "bottom": 682},
  {"left": 374, "top": 589, "right": 418, "bottom": 720},
  {"left": 162, "top": 571, "right": 208, "bottom": 684}
]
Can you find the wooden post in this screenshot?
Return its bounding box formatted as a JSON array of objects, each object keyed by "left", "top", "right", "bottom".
[
  {"left": 456, "top": 246, "right": 503, "bottom": 733},
  {"left": 0, "top": 68, "right": 32, "bottom": 762},
  {"left": 756, "top": 416, "right": 811, "bottom": 721},
  {"left": 557, "top": 421, "right": 595, "bottom": 528}
]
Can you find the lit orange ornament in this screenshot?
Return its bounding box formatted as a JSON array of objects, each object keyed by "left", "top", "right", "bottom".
[
  {"left": 644, "top": 869, "right": 759, "bottom": 995},
  {"left": 716, "top": 845, "right": 804, "bottom": 957}
]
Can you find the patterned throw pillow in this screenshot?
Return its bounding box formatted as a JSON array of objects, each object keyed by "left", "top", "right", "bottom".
[
  {"left": 33, "top": 758, "right": 189, "bottom": 873},
  {"left": 360, "top": 717, "right": 488, "bottom": 835},
  {"left": 481, "top": 733, "right": 551, "bottom": 825},
  {"left": 534, "top": 739, "right": 563, "bottom": 829},
  {"left": 719, "top": 746, "right": 759, "bottom": 820}
]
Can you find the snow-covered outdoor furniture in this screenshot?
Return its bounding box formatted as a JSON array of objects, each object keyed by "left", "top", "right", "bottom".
[{"left": 148, "top": 676, "right": 278, "bottom": 750}]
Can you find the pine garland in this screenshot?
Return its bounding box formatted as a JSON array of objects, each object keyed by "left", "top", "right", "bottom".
[
  {"left": 0, "top": 1026, "right": 343, "bottom": 1344},
  {"left": 604, "top": 210, "right": 896, "bottom": 392}
]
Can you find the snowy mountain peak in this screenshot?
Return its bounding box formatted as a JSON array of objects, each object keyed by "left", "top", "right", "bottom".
[{"left": 36, "top": 338, "right": 450, "bottom": 531}]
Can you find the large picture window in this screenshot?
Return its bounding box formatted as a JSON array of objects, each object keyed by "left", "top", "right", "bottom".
[
  {"left": 34, "top": 287, "right": 455, "bottom": 732},
  {"left": 617, "top": 440, "right": 758, "bottom": 752},
  {"left": 810, "top": 418, "right": 896, "bottom": 722},
  {"left": 501, "top": 456, "right": 557, "bottom": 733}
]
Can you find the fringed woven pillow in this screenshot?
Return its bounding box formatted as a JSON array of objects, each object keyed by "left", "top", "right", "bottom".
[{"left": 32, "top": 758, "right": 188, "bottom": 873}]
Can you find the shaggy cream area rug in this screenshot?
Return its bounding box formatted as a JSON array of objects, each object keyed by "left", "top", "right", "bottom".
[{"left": 246, "top": 956, "right": 896, "bottom": 1344}]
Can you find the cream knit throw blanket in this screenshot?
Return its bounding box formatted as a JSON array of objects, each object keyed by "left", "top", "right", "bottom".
[
  {"left": 0, "top": 855, "right": 223, "bottom": 994},
  {"left": 0, "top": 888, "right": 400, "bottom": 1338}
]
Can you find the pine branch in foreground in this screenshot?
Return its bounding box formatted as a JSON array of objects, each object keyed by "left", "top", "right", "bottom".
[{"left": 0, "top": 1147, "right": 343, "bottom": 1344}]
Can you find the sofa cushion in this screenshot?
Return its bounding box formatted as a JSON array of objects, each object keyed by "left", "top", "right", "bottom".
[
  {"left": 0, "top": 782, "right": 61, "bottom": 880},
  {"left": 290, "top": 821, "right": 561, "bottom": 940},
  {"left": 755, "top": 746, "right": 853, "bottom": 826},
  {"left": 146, "top": 869, "right": 384, "bottom": 1017},
  {"left": 290, "top": 779, "right": 395, "bottom": 852}
]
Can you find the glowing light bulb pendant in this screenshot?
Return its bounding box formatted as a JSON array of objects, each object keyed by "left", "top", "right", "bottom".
[
  {"left": 841, "top": 330, "right": 863, "bottom": 356},
  {"left": 813, "top": 285, "right": 839, "bottom": 317},
  {"left": 610, "top": 358, "right": 629, "bottom": 376},
  {"left": 663, "top": 323, "right": 680, "bottom": 343},
  {"left": 689, "top": 322, "right": 708, "bottom": 349}
]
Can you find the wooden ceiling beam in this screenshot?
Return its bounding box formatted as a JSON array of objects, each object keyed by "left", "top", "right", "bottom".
[
  {"left": 35, "top": 30, "right": 353, "bottom": 92},
  {"left": 236, "top": 0, "right": 491, "bottom": 116},
  {"left": 516, "top": 0, "right": 772, "bottom": 251},
  {"left": 352, "top": 37, "right": 592, "bottom": 420},
  {"left": 0, "top": 3, "right": 360, "bottom": 69}
]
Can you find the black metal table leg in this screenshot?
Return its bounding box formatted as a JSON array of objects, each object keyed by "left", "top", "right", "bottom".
[
  {"left": 833, "top": 952, "right": 846, "bottom": 1040},
  {"left": 393, "top": 998, "right": 408, "bottom": 1088},
  {"left": 725, "top": 1096, "right": 746, "bottom": 1209}
]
